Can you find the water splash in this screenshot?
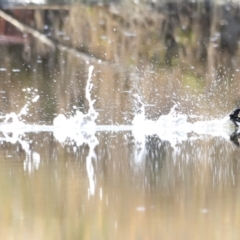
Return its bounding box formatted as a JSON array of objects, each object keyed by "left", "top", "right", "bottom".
[
  {"left": 0, "top": 66, "right": 236, "bottom": 189},
  {"left": 53, "top": 65, "right": 99, "bottom": 195},
  {"left": 53, "top": 65, "right": 98, "bottom": 140},
  {"left": 85, "top": 65, "right": 99, "bottom": 123},
  {"left": 131, "top": 102, "right": 234, "bottom": 162},
  {"left": 0, "top": 88, "right": 41, "bottom": 173},
  {"left": 131, "top": 94, "right": 146, "bottom": 164}
]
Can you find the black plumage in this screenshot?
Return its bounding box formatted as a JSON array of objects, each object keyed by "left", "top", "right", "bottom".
[{"left": 229, "top": 108, "right": 240, "bottom": 127}]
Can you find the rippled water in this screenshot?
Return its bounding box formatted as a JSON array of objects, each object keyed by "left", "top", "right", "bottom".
[{"left": 0, "top": 45, "right": 240, "bottom": 239}]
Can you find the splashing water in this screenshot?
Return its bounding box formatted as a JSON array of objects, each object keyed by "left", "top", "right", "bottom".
[
  {"left": 0, "top": 88, "right": 41, "bottom": 173},
  {"left": 0, "top": 65, "right": 236, "bottom": 193},
  {"left": 53, "top": 65, "right": 98, "bottom": 142},
  {"left": 131, "top": 94, "right": 147, "bottom": 164},
  {"left": 53, "top": 65, "right": 99, "bottom": 195},
  {"left": 133, "top": 104, "right": 233, "bottom": 144},
  {"left": 131, "top": 100, "right": 234, "bottom": 162}
]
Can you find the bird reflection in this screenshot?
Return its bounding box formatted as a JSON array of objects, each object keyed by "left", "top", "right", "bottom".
[{"left": 230, "top": 131, "right": 240, "bottom": 147}]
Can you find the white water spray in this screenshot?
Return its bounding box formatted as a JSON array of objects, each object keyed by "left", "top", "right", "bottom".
[
  {"left": 0, "top": 66, "right": 237, "bottom": 190},
  {"left": 53, "top": 65, "right": 99, "bottom": 195},
  {"left": 0, "top": 88, "right": 41, "bottom": 173}
]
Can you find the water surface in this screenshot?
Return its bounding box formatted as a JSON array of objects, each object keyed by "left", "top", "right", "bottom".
[{"left": 0, "top": 45, "right": 239, "bottom": 240}]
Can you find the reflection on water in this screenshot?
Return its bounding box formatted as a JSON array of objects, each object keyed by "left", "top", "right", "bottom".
[
  {"left": 0, "top": 131, "right": 240, "bottom": 239},
  {"left": 0, "top": 45, "right": 240, "bottom": 239}
]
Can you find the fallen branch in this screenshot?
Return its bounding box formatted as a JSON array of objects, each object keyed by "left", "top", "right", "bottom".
[
  {"left": 0, "top": 8, "right": 55, "bottom": 47},
  {"left": 0, "top": 8, "right": 105, "bottom": 64}
]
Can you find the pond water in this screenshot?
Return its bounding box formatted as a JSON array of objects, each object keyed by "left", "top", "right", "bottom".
[{"left": 0, "top": 45, "right": 240, "bottom": 240}]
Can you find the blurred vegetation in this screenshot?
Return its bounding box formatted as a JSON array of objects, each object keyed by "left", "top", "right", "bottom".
[{"left": 25, "top": 0, "right": 240, "bottom": 78}]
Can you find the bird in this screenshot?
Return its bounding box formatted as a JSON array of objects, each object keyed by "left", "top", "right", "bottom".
[{"left": 229, "top": 108, "right": 240, "bottom": 127}]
